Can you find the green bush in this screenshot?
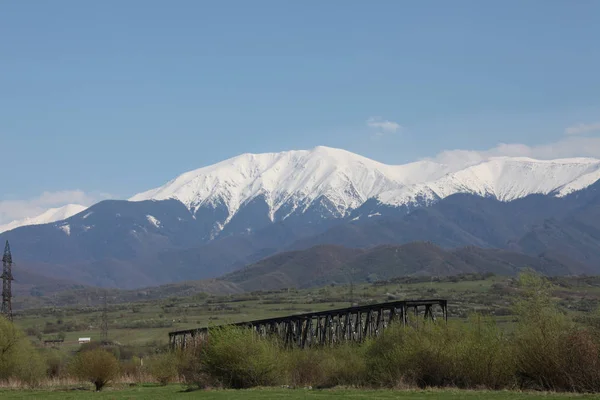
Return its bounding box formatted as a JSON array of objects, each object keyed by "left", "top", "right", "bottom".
[
  {"left": 148, "top": 352, "right": 179, "bottom": 385},
  {"left": 284, "top": 348, "right": 324, "bottom": 387},
  {"left": 316, "top": 344, "right": 367, "bottom": 388},
  {"left": 452, "top": 314, "right": 516, "bottom": 389},
  {"left": 513, "top": 271, "right": 600, "bottom": 392},
  {"left": 365, "top": 319, "right": 458, "bottom": 388},
  {"left": 69, "top": 348, "right": 120, "bottom": 391},
  {"left": 0, "top": 316, "right": 46, "bottom": 387},
  {"left": 365, "top": 315, "right": 515, "bottom": 389},
  {"left": 200, "top": 326, "right": 282, "bottom": 388},
  {"left": 12, "top": 349, "right": 47, "bottom": 388}
]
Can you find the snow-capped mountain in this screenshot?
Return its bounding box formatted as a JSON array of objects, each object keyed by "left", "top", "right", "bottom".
[
  {"left": 130, "top": 146, "right": 448, "bottom": 221},
  {"left": 0, "top": 204, "right": 87, "bottom": 234},
  {"left": 130, "top": 146, "right": 600, "bottom": 235},
  {"left": 6, "top": 146, "right": 600, "bottom": 289}
]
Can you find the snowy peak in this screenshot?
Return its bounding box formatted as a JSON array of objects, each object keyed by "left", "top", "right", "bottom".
[
  {"left": 130, "top": 147, "right": 600, "bottom": 233},
  {"left": 377, "top": 157, "right": 600, "bottom": 206},
  {"left": 130, "top": 146, "right": 449, "bottom": 223},
  {"left": 0, "top": 204, "right": 87, "bottom": 234}
]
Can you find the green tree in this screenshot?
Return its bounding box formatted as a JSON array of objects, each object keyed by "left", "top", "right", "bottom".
[
  {"left": 0, "top": 316, "right": 21, "bottom": 379},
  {"left": 0, "top": 316, "right": 46, "bottom": 386},
  {"left": 200, "top": 326, "right": 282, "bottom": 388}
]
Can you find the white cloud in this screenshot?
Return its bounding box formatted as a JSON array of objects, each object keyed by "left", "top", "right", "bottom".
[
  {"left": 428, "top": 136, "right": 600, "bottom": 170},
  {"left": 565, "top": 122, "right": 600, "bottom": 135},
  {"left": 367, "top": 116, "right": 401, "bottom": 135},
  {"left": 0, "top": 190, "right": 111, "bottom": 225}
]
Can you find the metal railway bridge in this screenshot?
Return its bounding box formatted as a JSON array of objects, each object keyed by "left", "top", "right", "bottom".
[{"left": 168, "top": 298, "right": 448, "bottom": 350}]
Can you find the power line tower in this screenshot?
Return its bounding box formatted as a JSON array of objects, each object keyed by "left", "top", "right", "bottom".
[
  {"left": 100, "top": 290, "right": 109, "bottom": 344},
  {"left": 1, "top": 241, "right": 14, "bottom": 321},
  {"left": 345, "top": 266, "right": 356, "bottom": 307}
]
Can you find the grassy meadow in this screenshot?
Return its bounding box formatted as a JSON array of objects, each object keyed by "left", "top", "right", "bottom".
[
  {"left": 12, "top": 273, "right": 600, "bottom": 351},
  {"left": 2, "top": 386, "right": 600, "bottom": 400}
]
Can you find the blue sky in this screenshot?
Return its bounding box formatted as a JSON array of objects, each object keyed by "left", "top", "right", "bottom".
[{"left": 1, "top": 1, "right": 600, "bottom": 221}]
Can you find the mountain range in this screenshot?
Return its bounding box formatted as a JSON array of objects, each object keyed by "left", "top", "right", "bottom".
[{"left": 4, "top": 146, "right": 600, "bottom": 291}]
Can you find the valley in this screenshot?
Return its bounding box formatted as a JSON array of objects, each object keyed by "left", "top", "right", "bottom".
[{"left": 12, "top": 274, "right": 600, "bottom": 351}]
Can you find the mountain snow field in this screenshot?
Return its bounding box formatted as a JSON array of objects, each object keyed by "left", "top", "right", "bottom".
[
  {"left": 130, "top": 146, "right": 600, "bottom": 229},
  {"left": 4, "top": 147, "right": 600, "bottom": 235}
]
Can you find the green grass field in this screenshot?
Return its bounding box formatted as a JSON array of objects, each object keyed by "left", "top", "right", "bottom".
[{"left": 1, "top": 386, "right": 599, "bottom": 400}]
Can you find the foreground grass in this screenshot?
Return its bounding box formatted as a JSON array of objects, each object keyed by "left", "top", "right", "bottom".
[{"left": 1, "top": 385, "right": 599, "bottom": 400}]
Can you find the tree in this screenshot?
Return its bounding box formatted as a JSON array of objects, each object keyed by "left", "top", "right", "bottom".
[
  {"left": 0, "top": 316, "right": 21, "bottom": 379},
  {"left": 0, "top": 316, "right": 46, "bottom": 386},
  {"left": 70, "top": 348, "right": 120, "bottom": 391}
]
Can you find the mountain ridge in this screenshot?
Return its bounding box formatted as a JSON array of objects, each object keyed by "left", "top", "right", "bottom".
[
  {"left": 129, "top": 147, "right": 600, "bottom": 238},
  {"left": 222, "top": 241, "right": 590, "bottom": 292},
  {"left": 3, "top": 147, "right": 600, "bottom": 289}
]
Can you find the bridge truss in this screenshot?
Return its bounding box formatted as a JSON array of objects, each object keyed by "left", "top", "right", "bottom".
[{"left": 169, "top": 298, "right": 447, "bottom": 350}]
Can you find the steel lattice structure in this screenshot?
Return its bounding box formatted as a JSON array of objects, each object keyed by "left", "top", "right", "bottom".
[
  {"left": 1, "top": 241, "right": 14, "bottom": 320},
  {"left": 169, "top": 298, "right": 447, "bottom": 350},
  {"left": 101, "top": 291, "right": 109, "bottom": 344}
]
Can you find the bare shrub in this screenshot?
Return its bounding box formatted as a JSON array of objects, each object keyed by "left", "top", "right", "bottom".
[
  {"left": 563, "top": 329, "right": 600, "bottom": 392},
  {"left": 41, "top": 348, "right": 70, "bottom": 379}
]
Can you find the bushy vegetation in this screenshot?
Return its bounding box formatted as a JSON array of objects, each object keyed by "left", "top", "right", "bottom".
[
  {"left": 0, "top": 317, "right": 46, "bottom": 387},
  {"left": 182, "top": 326, "right": 283, "bottom": 389},
  {"left": 285, "top": 344, "right": 367, "bottom": 388},
  {"left": 147, "top": 352, "right": 179, "bottom": 385},
  {"left": 512, "top": 272, "right": 600, "bottom": 392},
  {"left": 5, "top": 271, "right": 600, "bottom": 394},
  {"left": 69, "top": 348, "right": 120, "bottom": 391},
  {"left": 365, "top": 317, "right": 513, "bottom": 389},
  {"left": 165, "top": 271, "right": 600, "bottom": 393}
]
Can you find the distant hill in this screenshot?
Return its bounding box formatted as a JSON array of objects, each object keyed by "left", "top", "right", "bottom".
[
  {"left": 222, "top": 242, "right": 588, "bottom": 292},
  {"left": 222, "top": 245, "right": 363, "bottom": 291},
  {"left": 13, "top": 240, "right": 584, "bottom": 310}
]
